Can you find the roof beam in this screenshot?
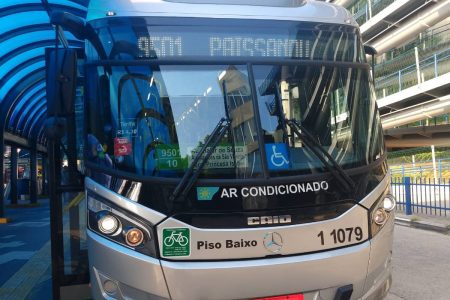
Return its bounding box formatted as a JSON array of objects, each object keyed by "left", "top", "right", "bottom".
[{"left": 3, "top": 132, "right": 47, "bottom": 153}]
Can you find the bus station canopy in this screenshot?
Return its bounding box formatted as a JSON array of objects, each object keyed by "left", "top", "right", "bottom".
[{"left": 0, "top": 0, "right": 88, "bottom": 148}]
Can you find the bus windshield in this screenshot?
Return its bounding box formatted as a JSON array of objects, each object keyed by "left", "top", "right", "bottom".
[{"left": 85, "top": 17, "right": 384, "bottom": 180}]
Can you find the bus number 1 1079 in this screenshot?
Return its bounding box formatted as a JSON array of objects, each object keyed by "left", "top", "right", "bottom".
[{"left": 317, "top": 227, "right": 363, "bottom": 246}]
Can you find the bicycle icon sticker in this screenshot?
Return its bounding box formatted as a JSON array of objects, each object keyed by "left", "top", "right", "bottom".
[
  {"left": 265, "top": 143, "right": 290, "bottom": 170},
  {"left": 162, "top": 228, "right": 190, "bottom": 257}
]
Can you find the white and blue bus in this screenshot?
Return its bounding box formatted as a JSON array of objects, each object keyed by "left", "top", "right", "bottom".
[{"left": 49, "top": 0, "right": 395, "bottom": 299}]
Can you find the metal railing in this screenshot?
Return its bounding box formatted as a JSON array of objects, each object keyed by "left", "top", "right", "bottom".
[
  {"left": 388, "top": 148, "right": 450, "bottom": 163},
  {"left": 350, "top": 0, "right": 396, "bottom": 25},
  {"left": 375, "top": 48, "right": 450, "bottom": 99},
  {"left": 391, "top": 177, "right": 450, "bottom": 217},
  {"left": 390, "top": 161, "right": 450, "bottom": 180},
  {"left": 375, "top": 27, "right": 450, "bottom": 76},
  {"left": 375, "top": 24, "right": 450, "bottom": 69}
]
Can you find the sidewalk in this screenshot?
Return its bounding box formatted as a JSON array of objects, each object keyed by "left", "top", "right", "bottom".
[
  {"left": 395, "top": 211, "right": 450, "bottom": 234},
  {"left": 0, "top": 198, "right": 52, "bottom": 300}
]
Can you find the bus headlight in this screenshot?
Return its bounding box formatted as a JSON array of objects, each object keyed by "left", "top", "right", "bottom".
[
  {"left": 97, "top": 212, "right": 121, "bottom": 235},
  {"left": 87, "top": 192, "right": 157, "bottom": 258},
  {"left": 383, "top": 195, "right": 396, "bottom": 212},
  {"left": 370, "top": 193, "right": 396, "bottom": 237}
]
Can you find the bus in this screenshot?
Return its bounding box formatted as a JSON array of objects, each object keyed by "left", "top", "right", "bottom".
[{"left": 49, "top": 0, "right": 396, "bottom": 299}]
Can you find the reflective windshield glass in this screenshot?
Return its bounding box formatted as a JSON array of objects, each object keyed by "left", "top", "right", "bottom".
[
  {"left": 254, "top": 65, "right": 384, "bottom": 175},
  {"left": 86, "top": 64, "right": 262, "bottom": 178},
  {"left": 85, "top": 17, "right": 383, "bottom": 180}
]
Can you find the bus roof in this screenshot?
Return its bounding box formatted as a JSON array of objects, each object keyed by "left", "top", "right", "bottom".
[{"left": 86, "top": 0, "right": 357, "bottom": 27}]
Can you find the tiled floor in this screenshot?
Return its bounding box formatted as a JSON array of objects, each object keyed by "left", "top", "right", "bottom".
[{"left": 0, "top": 199, "right": 52, "bottom": 300}]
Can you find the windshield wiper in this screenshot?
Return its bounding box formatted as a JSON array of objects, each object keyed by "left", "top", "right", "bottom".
[
  {"left": 285, "top": 118, "right": 356, "bottom": 194},
  {"left": 271, "top": 82, "right": 355, "bottom": 194},
  {"left": 169, "top": 117, "right": 231, "bottom": 205}
]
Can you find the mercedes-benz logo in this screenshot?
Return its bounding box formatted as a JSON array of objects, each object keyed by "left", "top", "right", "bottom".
[{"left": 263, "top": 232, "right": 283, "bottom": 253}]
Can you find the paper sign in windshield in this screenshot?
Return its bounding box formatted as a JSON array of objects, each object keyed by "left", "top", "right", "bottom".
[
  {"left": 156, "top": 144, "right": 248, "bottom": 170},
  {"left": 114, "top": 137, "right": 132, "bottom": 156},
  {"left": 116, "top": 119, "right": 138, "bottom": 137},
  {"left": 189, "top": 145, "right": 247, "bottom": 169},
  {"left": 155, "top": 144, "right": 187, "bottom": 170}
]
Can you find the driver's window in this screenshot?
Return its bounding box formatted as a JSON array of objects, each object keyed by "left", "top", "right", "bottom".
[
  {"left": 89, "top": 64, "right": 263, "bottom": 178},
  {"left": 114, "top": 66, "right": 174, "bottom": 175}
]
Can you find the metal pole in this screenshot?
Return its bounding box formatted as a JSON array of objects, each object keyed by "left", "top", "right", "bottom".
[
  {"left": 30, "top": 148, "right": 37, "bottom": 204},
  {"left": 365, "top": 4, "right": 368, "bottom": 22},
  {"left": 438, "top": 159, "right": 442, "bottom": 180},
  {"left": 367, "top": 0, "right": 372, "bottom": 19},
  {"left": 414, "top": 47, "right": 421, "bottom": 84},
  {"left": 41, "top": 155, "right": 47, "bottom": 196},
  {"left": 10, "top": 146, "right": 18, "bottom": 205},
  {"left": 371, "top": 54, "right": 376, "bottom": 87},
  {"left": 431, "top": 145, "right": 437, "bottom": 181},
  {"left": 398, "top": 70, "right": 402, "bottom": 91},
  {"left": 434, "top": 53, "right": 438, "bottom": 77},
  {"left": 404, "top": 177, "right": 412, "bottom": 215}
]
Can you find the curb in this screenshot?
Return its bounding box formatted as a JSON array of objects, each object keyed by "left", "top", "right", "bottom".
[{"left": 395, "top": 217, "right": 450, "bottom": 234}]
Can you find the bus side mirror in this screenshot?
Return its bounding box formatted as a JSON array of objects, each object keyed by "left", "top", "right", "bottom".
[
  {"left": 44, "top": 117, "right": 67, "bottom": 140},
  {"left": 364, "top": 44, "right": 377, "bottom": 88},
  {"left": 364, "top": 45, "right": 377, "bottom": 56},
  {"left": 51, "top": 11, "right": 86, "bottom": 40},
  {"left": 46, "top": 48, "right": 78, "bottom": 116}
]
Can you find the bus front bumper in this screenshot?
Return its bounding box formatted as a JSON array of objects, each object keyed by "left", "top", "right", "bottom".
[{"left": 88, "top": 220, "right": 393, "bottom": 300}]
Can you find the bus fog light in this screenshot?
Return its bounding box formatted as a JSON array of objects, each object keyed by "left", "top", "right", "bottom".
[
  {"left": 98, "top": 214, "right": 120, "bottom": 235},
  {"left": 373, "top": 208, "right": 387, "bottom": 225},
  {"left": 125, "top": 228, "right": 144, "bottom": 247},
  {"left": 103, "top": 279, "right": 118, "bottom": 295},
  {"left": 383, "top": 195, "right": 396, "bottom": 211}
]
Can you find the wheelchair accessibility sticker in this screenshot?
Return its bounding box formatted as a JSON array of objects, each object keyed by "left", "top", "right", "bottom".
[{"left": 265, "top": 143, "right": 290, "bottom": 170}]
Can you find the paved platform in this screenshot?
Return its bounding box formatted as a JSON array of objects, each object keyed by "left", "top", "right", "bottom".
[{"left": 0, "top": 199, "right": 52, "bottom": 300}]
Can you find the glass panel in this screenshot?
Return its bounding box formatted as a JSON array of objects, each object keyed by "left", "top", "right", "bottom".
[
  {"left": 0, "top": 31, "right": 61, "bottom": 57},
  {"left": 254, "top": 65, "right": 384, "bottom": 175},
  {"left": 75, "top": 71, "right": 85, "bottom": 173},
  {"left": 0, "top": 61, "right": 45, "bottom": 99},
  {"left": 86, "top": 64, "right": 262, "bottom": 179},
  {"left": 0, "top": 12, "right": 49, "bottom": 35},
  {"left": 0, "top": 47, "right": 47, "bottom": 78},
  {"left": 7, "top": 83, "right": 45, "bottom": 127},
  {"left": 62, "top": 191, "right": 88, "bottom": 277},
  {"left": 58, "top": 66, "right": 89, "bottom": 280}
]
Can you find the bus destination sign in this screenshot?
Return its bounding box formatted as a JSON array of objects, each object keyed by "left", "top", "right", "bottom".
[{"left": 137, "top": 35, "right": 311, "bottom": 59}]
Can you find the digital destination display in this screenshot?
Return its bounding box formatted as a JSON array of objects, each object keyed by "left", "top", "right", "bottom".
[
  {"left": 137, "top": 35, "right": 311, "bottom": 59},
  {"left": 90, "top": 18, "right": 362, "bottom": 62}
]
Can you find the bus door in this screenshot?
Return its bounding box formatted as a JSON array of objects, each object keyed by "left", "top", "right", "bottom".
[{"left": 45, "top": 48, "right": 90, "bottom": 300}]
